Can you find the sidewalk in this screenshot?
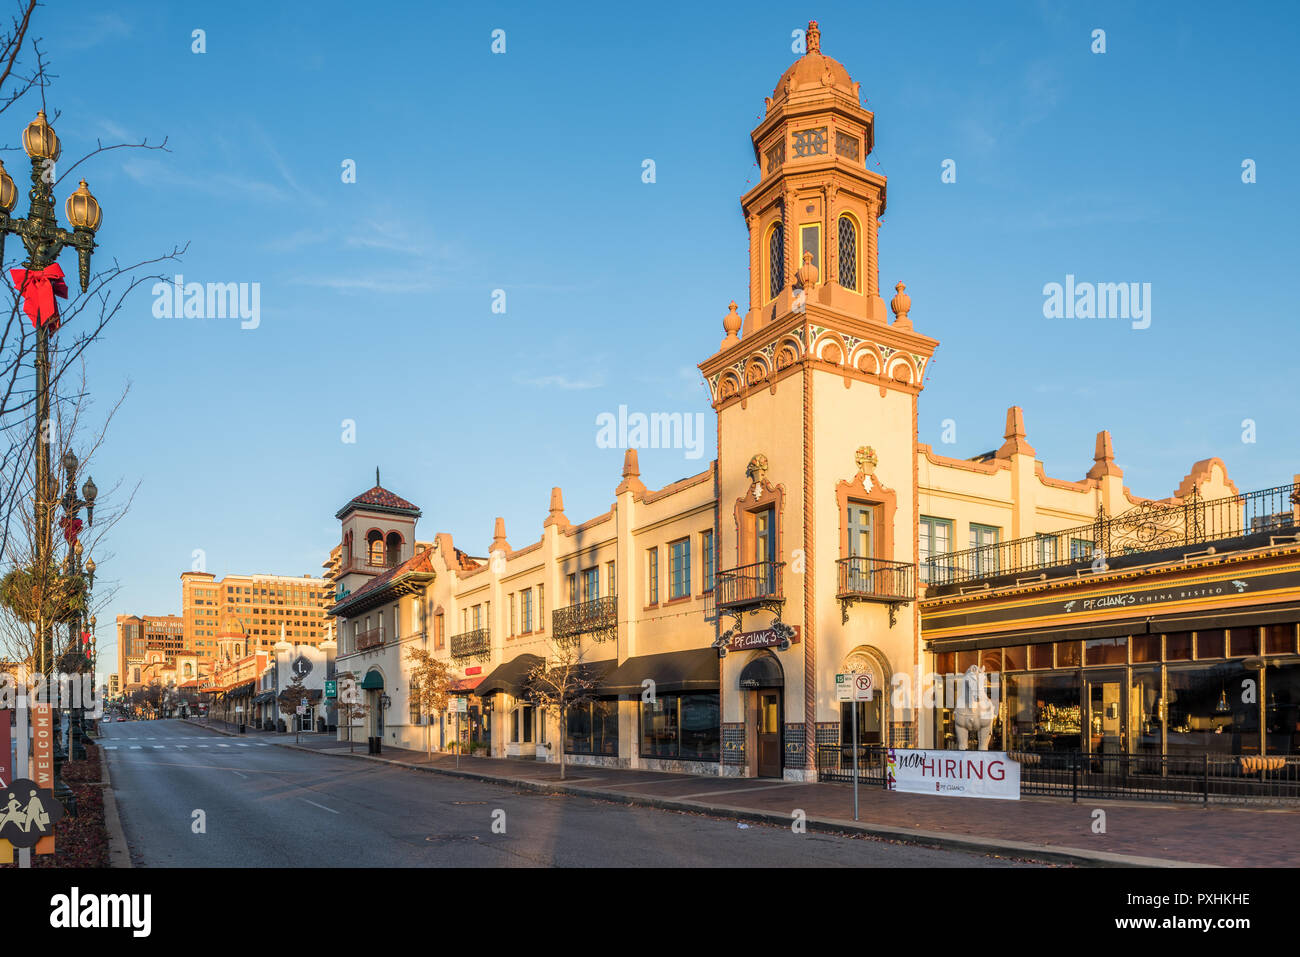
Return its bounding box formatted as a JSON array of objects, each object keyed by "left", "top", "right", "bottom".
[{"left": 184, "top": 723, "right": 1298, "bottom": 867}]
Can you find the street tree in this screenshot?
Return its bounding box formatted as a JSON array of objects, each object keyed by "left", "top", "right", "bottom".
[
  {"left": 334, "top": 670, "right": 369, "bottom": 753},
  {"left": 406, "top": 647, "right": 450, "bottom": 757},
  {"left": 523, "top": 638, "right": 598, "bottom": 781},
  {"left": 278, "top": 670, "right": 310, "bottom": 741}
]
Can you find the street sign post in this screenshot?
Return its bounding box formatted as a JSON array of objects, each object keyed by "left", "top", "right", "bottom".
[
  {"left": 324, "top": 680, "right": 337, "bottom": 699},
  {"left": 835, "top": 673, "right": 874, "bottom": 821}
]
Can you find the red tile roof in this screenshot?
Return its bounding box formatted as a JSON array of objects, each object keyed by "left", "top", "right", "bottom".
[
  {"left": 343, "top": 485, "right": 420, "bottom": 513},
  {"left": 330, "top": 548, "right": 434, "bottom": 614}
]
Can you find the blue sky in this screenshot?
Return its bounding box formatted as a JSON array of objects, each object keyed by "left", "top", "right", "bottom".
[{"left": 32, "top": 1, "right": 1298, "bottom": 679}]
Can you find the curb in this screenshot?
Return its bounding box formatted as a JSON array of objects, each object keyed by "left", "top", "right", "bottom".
[
  {"left": 269, "top": 741, "right": 1209, "bottom": 868},
  {"left": 98, "top": 744, "right": 131, "bottom": 869}
]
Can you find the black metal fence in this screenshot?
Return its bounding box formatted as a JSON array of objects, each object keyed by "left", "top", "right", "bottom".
[
  {"left": 1016, "top": 751, "right": 1300, "bottom": 805},
  {"left": 816, "top": 744, "right": 890, "bottom": 785},
  {"left": 926, "top": 481, "right": 1299, "bottom": 587},
  {"left": 716, "top": 561, "right": 784, "bottom": 607},
  {"left": 815, "top": 745, "right": 1300, "bottom": 804},
  {"left": 552, "top": 595, "right": 617, "bottom": 642},
  {"left": 450, "top": 627, "right": 490, "bottom": 661}
]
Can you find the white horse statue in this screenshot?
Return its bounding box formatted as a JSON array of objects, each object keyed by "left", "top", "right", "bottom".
[{"left": 952, "top": 665, "right": 997, "bottom": 751}]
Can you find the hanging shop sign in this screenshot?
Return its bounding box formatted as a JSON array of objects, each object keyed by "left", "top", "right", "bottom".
[
  {"left": 728, "top": 625, "right": 800, "bottom": 652},
  {"left": 886, "top": 748, "right": 1020, "bottom": 800}
]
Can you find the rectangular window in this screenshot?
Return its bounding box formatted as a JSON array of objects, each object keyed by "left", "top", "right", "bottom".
[
  {"left": 606, "top": 560, "right": 615, "bottom": 595},
  {"left": 582, "top": 567, "right": 599, "bottom": 602},
  {"left": 918, "top": 516, "right": 953, "bottom": 583},
  {"left": 1035, "top": 534, "right": 1060, "bottom": 566},
  {"left": 537, "top": 584, "right": 545, "bottom": 631},
  {"left": 800, "top": 223, "right": 821, "bottom": 273},
  {"left": 647, "top": 547, "right": 659, "bottom": 605},
  {"left": 508, "top": 593, "right": 516, "bottom": 637},
  {"left": 410, "top": 685, "right": 422, "bottom": 726},
  {"left": 565, "top": 699, "right": 620, "bottom": 756},
  {"left": 1069, "top": 538, "right": 1094, "bottom": 562},
  {"left": 522, "top": 589, "right": 533, "bottom": 633},
  {"left": 669, "top": 538, "right": 691, "bottom": 600},
  {"left": 700, "top": 529, "right": 715, "bottom": 593},
  {"left": 567, "top": 573, "right": 577, "bottom": 605},
  {"left": 754, "top": 507, "right": 775, "bottom": 564},
  {"left": 969, "top": 523, "right": 1000, "bottom": 577},
  {"left": 640, "top": 692, "right": 719, "bottom": 762}
]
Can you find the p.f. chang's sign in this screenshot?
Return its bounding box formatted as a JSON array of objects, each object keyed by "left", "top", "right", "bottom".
[{"left": 728, "top": 626, "right": 801, "bottom": 652}]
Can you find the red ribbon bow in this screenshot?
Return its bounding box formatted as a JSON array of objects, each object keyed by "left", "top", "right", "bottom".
[
  {"left": 10, "top": 263, "right": 69, "bottom": 332},
  {"left": 59, "top": 515, "right": 83, "bottom": 545}
]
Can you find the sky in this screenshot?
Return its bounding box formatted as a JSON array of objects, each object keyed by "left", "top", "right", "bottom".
[{"left": 25, "top": 1, "right": 1298, "bottom": 680}]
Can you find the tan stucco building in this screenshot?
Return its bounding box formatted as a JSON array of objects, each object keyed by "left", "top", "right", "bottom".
[{"left": 326, "top": 22, "right": 1300, "bottom": 780}]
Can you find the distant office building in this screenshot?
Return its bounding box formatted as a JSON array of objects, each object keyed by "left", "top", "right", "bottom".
[{"left": 181, "top": 571, "right": 333, "bottom": 667}]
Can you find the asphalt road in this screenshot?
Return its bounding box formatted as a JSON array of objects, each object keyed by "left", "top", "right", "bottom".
[{"left": 102, "top": 719, "right": 1034, "bottom": 867}]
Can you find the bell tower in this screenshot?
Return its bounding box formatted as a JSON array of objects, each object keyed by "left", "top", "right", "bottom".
[
  {"left": 702, "top": 22, "right": 941, "bottom": 777},
  {"left": 742, "top": 18, "right": 889, "bottom": 335}
]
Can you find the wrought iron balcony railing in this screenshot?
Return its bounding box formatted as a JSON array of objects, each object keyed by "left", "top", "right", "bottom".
[
  {"left": 552, "top": 595, "right": 617, "bottom": 643},
  {"left": 835, "top": 557, "right": 915, "bottom": 627},
  {"left": 715, "top": 561, "right": 785, "bottom": 609},
  {"left": 355, "top": 627, "right": 384, "bottom": 651},
  {"left": 450, "top": 627, "right": 490, "bottom": 661},
  {"left": 925, "top": 482, "right": 1300, "bottom": 589}
]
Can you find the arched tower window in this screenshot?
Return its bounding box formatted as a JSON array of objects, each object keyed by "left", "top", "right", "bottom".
[
  {"left": 385, "top": 531, "right": 402, "bottom": 568},
  {"left": 367, "top": 530, "right": 384, "bottom": 566},
  {"left": 838, "top": 214, "right": 858, "bottom": 291},
  {"left": 767, "top": 221, "right": 785, "bottom": 302}
]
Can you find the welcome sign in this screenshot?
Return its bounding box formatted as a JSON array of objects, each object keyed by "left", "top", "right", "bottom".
[{"left": 886, "top": 748, "right": 1020, "bottom": 800}]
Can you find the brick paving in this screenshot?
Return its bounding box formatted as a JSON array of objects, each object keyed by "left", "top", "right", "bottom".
[{"left": 234, "top": 729, "right": 1300, "bottom": 867}]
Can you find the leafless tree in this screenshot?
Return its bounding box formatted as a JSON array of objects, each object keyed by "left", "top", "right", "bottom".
[{"left": 523, "top": 639, "right": 599, "bottom": 781}]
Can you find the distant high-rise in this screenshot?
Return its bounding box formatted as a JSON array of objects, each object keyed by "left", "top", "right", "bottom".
[{"left": 180, "top": 571, "right": 332, "bottom": 667}]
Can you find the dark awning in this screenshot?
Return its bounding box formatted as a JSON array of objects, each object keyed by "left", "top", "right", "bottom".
[
  {"left": 474, "top": 655, "right": 543, "bottom": 698},
  {"left": 739, "top": 653, "right": 783, "bottom": 689},
  {"left": 927, "top": 601, "right": 1300, "bottom": 653},
  {"left": 252, "top": 691, "right": 276, "bottom": 704},
  {"left": 599, "top": 648, "right": 720, "bottom": 696},
  {"left": 360, "top": 670, "right": 385, "bottom": 690}
]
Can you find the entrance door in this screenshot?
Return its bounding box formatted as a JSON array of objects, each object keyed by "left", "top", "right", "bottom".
[
  {"left": 1085, "top": 671, "right": 1125, "bottom": 757},
  {"left": 757, "top": 691, "right": 782, "bottom": 778}
]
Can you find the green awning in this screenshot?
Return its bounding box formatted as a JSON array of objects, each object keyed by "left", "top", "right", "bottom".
[{"left": 360, "top": 670, "right": 385, "bottom": 690}]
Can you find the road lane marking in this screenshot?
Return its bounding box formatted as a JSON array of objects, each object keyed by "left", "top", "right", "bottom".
[
  {"left": 232, "top": 770, "right": 249, "bottom": 779},
  {"left": 300, "top": 798, "right": 339, "bottom": 814},
  {"left": 217, "top": 744, "right": 230, "bottom": 748},
  {"left": 129, "top": 746, "right": 142, "bottom": 750}
]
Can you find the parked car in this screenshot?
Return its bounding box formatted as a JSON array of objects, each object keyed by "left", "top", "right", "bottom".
[{"left": 116, "top": 716, "right": 126, "bottom": 722}]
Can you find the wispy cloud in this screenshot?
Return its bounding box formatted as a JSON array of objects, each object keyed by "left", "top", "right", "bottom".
[
  {"left": 60, "top": 13, "right": 132, "bottom": 52},
  {"left": 516, "top": 373, "right": 606, "bottom": 390}
]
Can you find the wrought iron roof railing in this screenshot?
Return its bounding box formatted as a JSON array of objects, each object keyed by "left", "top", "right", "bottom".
[
  {"left": 552, "top": 595, "right": 617, "bottom": 644},
  {"left": 355, "top": 627, "right": 384, "bottom": 651},
  {"left": 450, "top": 627, "right": 490, "bottom": 661},
  {"left": 926, "top": 482, "right": 1300, "bottom": 589}
]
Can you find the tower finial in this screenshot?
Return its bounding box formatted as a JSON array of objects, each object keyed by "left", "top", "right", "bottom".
[
  {"left": 806, "top": 20, "right": 820, "bottom": 55},
  {"left": 376, "top": 466, "right": 380, "bottom": 487}
]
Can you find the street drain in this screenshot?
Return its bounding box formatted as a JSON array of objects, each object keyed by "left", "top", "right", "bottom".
[{"left": 425, "top": 834, "right": 480, "bottom": 843}]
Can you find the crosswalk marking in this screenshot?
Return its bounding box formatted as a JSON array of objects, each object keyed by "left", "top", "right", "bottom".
[
  {"left": 217, "top": 744, "right": 230, "bottom": 748},
  {"left": 129, "top": 746, "right": 141, "bottom": 750}
]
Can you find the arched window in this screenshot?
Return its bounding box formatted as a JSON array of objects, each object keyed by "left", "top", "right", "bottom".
[
  {"left": 767, "top": 221, "right": 785, "bottom": 302},
  {"left": 838, "top": 215, "right": 858, "bottom": 291},
  {"left": 367, "top": 530, "right": 384, "bottom": 566},
  {"left": 385, "top": 531, "right": 402, "bottom": 568}
]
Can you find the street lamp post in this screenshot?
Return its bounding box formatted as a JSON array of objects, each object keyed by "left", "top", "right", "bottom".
[
  {"left": 0, "top": 111, "right": 102, "bottom": 811},
  {"left": 58, "top": 450, "right": 96, "bottom": 760}
]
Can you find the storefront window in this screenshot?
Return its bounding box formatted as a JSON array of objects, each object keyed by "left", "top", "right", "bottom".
[
  {"left": 566, "top": 699, "right": 620, "bottom": 756},
  {"left": 1055, "top": 641, "right": 1081, "bottom": 668},
  {"left": 1131, "top": 668, "right": 1162, "bottom": 755},
  {"left": 1165, "top": 632, "right": 1192, "bottom": 660},
  {"left": 1029, "top": 644, "right": 1053, "bottom": 670},
  {"left": 1265, "top": 623, "right": 1296, "bottom": 655},
  {"left": 1264, "top": 662, "right": 1300, "bottom": 755},
  {"left": 1006, "top": 672, "right": 1081, "bottom": 752},
  {"left": 1166, "top": 662, "right": 1258, "bottom": 756},
  {"left": 1132, "top": 634, "right": 1160, "bottom": 663},
  {"left": 932, "top": 670, "right": 1001, "bottom": 751},
  {"left": 640, "top": 693, "right": 720, "bottom": 761},
  {"left": 1084, "top": 637, "right": 1126, "bottom": 666},
  {"left": 1003, "top": 645, "right": 1027, "bottom": 671},
  {"left": 1196, "top": 630, "right": 1224, "bottom": 659},
  {"left": 1229, "top": 627, "right": 1259, "bottom": 657}
]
